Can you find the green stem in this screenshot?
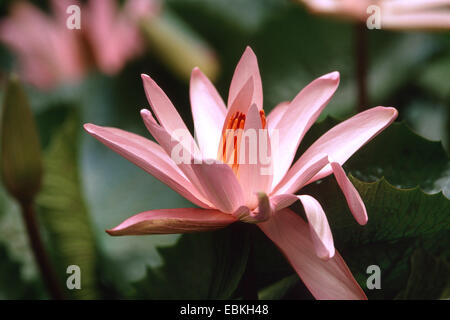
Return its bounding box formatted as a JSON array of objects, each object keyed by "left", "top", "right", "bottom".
[
  {"left": 241, "top": 225, "right": 258, "bottom": 300},
  {"left": 355, "top": 22, "right": 369, "bottom": 113},
  {"left": 20, "top": 200, "right": 64, "bottom": 300}
]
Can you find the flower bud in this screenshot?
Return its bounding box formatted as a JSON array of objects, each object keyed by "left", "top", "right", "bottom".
[{"left": 1, "top": 74, "right": 43, "bottom": 203}]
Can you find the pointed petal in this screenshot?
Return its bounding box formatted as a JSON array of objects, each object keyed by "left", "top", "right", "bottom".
[
  {"left": 281, "top": 107, "right": 398, "bottom": 193},
  {"left": 298, "top": 195, "right": 335, "bottom": 260},
  {"left": 107, "top": 208, "right": 236, "bottom": 236},
  {"left": 83, "top": 123, "right": 211, "bottom": 208},
  {"left": 239, "top": 104, "right": 273, "bottom": 206},
  {"left": 330, "top": 161, "right": 367, "bottom": 225},
  {"left": 222, "top": 77, "right": 254, "bottom": 128},
  {"left": 191, "top": 161, "right": 245, "bottom": 214},
  {"left": 140, "top": 108, "right": 208, "bottom": 198},
  {"left": 266, "top": 101, "right": 289, "bottom": 135},
  {"left": 141, "top": 74, "right": 199, "bottom": 153},
  {"left": 271, "top": 72, "right": 340, "bottom": 188},
  {"left": 190, "top": 67, "right": 227, "bottom": 158},
  {"left": 269, "top": 193, "right": 298, "bottom": 212},
  {"left": 273, "top": 153, "right": 328, "bottom": 195},
  {"left": 269, "top": 194, "right": 334, "bottom": 259},
  {"left": 258, "top": 209, "right": 367, "bottom": 300},
  {"left": 228, "top": 46, "right": 263, "bottom": 109}
]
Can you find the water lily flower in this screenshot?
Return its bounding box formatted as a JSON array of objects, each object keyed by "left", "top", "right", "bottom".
[
  {"left": 84, "top": 47, "right": 397, "bottom": 299},
  {"left": 299, "top": 0, "right": 450, "bottom": 30},
  {"left": 0, "top": 0, "right": 86, "bottom": 89},
  {"left": 0, "top": 0, "right": 158, "bottom": 89}
]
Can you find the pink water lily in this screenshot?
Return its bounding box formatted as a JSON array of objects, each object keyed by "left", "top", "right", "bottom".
[
  {"left": 84, "top": 47, "right": 397, "bottom": 300},
  {"left": 300, "top": 0, "right": 450, "bottom": 30},
  {"left": 0, "top": 0, "right": 158, "bottom": 89}
]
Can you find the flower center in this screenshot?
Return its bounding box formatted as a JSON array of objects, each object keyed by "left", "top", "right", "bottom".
[{"left": 218, "top": 110, "right": 266, "bottom": 174}]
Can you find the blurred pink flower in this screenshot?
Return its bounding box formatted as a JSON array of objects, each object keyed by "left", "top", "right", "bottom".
[
  {"left": 0, "top": 0, "right": 159, "bottom": 89},
  {"left": 0, "top": 1, "right": 85, "bottom": 89},
  {"left": 83, "top": 0, "right": 159, "bottom": 75},
  {"left": 84, "top": 47, "right": 398, "bottom": 299},
  {"left": 300, "top": 0, "right": 450, "bottom": 30}
]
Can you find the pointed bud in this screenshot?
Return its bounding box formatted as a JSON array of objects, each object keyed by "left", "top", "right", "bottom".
[{"left": 1, "top": 74, "right": 43, "bottom": 203}]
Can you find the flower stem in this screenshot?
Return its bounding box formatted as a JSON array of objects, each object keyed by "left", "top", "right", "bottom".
[
  {"left": 241, "top": 225, "right": 258, "bottom": 300},
  {"left": 355, "top": 22, "right": 368, "bottom": 113},
  {"left": 20, "top": 200, "right": 64, "bottom": 300}
]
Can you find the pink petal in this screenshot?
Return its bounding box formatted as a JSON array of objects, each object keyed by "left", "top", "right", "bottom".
[
  {"left": 269, "top": 194, "right": 335, "bottom": 259},
  {"left": 140, "top": 109, "right": 206, "bottom": 197},
  {"left": 384, "top": 0, "right": 450, "bottom": 13},
  {"left": 330, "top": 161, "right": 367, "bottom": 225},
  {"left": 266, "top": 101, "right": 289, "bottom": 135},
  {"left": 190, "top": 67, "right": 227, "bottom": 158},
  {"left": 269, "top": 193, "right": 298, "bottom": 212},
  {"left": 272, "top": 153, "right": 328, "bottom": 195},
  {"left": 280, "top": 106, "right": 398, "bottom": 193},
  {"left": 228, "top": 46, "right": 263, "bottom": 109},
  {"left": 124, "top": 0, "right": 161, "bottom": 20},
  {"left": 382, "top": 11, "right": 450, "bottom": 30},
  {"left": 50, "top": 0, "right": 79, "bottom": 24},
  {"left": 85, "top": 0, "right": 143, "bottom": 74},
  {"left": 217, "top": 78, "right": 254, "bottom": 157},
  {"left": 191, "top": 161, "right": 245, "bottom": 214},
  {"left": 83, "top": 123, "right": 211, "bottom": 208},
  {"left": 270, "top": 72, "right": 340, "bottom": 189},
  {"left": 107, "top": 208, "right": 237, "bottom": 236},
  {"left": 220, "top": 77, "right": 254, "bottom": 135},
  {"left": 258, "top": 208, "right": 367, "bottom": 300},
  {"left": 238, "top": 104, "right": 273, "bottom": 207},
  {"left": 232, "top": 205, "right": 251, "bottom": 220},
  {"left": 302, "top": 0, "right": 343, "bottom": 15},
  {"left": 297, "top": 195, "right": 335, "bottom": 260},
  {"left": 0, "top": 1, "right": 85, "bottom": 88},
  {"left": 141, "top": 74, "right": 199, "bottom": 154}
]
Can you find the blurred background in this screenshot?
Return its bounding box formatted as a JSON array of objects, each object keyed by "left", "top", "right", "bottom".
[{"left": 0, "top": 0, "right": 449, "bottom": 299}]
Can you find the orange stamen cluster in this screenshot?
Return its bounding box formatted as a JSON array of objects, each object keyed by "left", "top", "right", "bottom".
[
  {"left": 218, "top": 110, "right": 266, "bottom": 174},
  {"left": 259, "top": 109, "right": 266, "bottom": 129}
]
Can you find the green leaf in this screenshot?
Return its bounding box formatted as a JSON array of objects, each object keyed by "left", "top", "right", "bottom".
[
  {"left": 346, "top": 125, "right": 449, "bottom": 195},
  {"left": 402, "top": 99, "right": 448, "bottom": 149},
  {"left": 396, "top": 249, "right": 450, "bottom": 300},
  {"left": 249, "top": 118, "right": 450, "bottom": 299},
  {"left": 0, "top": 242, "right": 43, "bottom": 299},
  {"left": 295, "top": 117, "right": 450, "bottom": 299},
  {"left": 36, "top": 112, "right": 100, "bottom": 299},
  {"left": 297, "top": 117, "right": 449, "bottom": 195},
  {"left": 133, "top": 224, "right": 250, "bottom": 299},
  {"left": 418, "top": 55, "right": 450, "bottom": 101},
  {"left": 297, "top": 175, "right": 450, "bottom": 299},
  {"left": 258, "top": 274, "right": 299, "bottom": 300}
]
